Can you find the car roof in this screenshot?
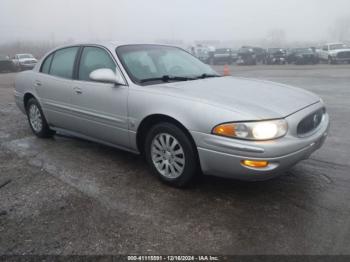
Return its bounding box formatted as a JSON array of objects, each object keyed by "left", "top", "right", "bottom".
[
  {"left": 43, "top": 41, "right": 181, "bottom": 56},
  {"left": 62, "top": 41, "right": 178, "bottom": 49}
]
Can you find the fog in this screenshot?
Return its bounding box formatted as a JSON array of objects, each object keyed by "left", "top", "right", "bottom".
[{"left": 1, "top": 0, "right": 350, "bottom": 47}]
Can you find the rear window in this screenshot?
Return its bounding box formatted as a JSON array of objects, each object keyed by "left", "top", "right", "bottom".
[
  {"left": 49, "top": 47, "right": 79, "bottom": 79},
  {"left": 41, "top": 53, "right": 53, "bottom": 74}
]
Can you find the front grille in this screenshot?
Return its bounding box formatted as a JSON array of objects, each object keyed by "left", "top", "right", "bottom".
[
  {"left": 297, "top": 108, "right": 325, "bottom": 136},
  {"left": 337, "top": 51, "right": 350, "bottom": 59}
]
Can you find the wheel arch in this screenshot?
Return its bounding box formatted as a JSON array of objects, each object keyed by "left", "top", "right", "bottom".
[
  {"left": 23, "top": 92, "right": 37, "bottom": 110},
  {"left": 136, "top": 114, "right": 197, "bottom": 155}
]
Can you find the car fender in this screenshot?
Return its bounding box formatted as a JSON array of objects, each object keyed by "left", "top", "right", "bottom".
[
  {"left": 15, "top": 71, "right": 41, "bottom": 112},
  {"left": 127, "top": 87, "right": 249, "bottom": 151}
]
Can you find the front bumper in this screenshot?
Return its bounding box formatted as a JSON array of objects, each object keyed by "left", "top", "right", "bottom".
[{"left": 191, "top": 102, "right": 330, "bottom": 180}]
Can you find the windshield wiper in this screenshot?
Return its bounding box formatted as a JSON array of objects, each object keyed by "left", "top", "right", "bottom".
[
  {"left": 195, "top": 73, "right": 221, "bottom": 79},
  {"left": 140, "top": 75, "right": 195, "bottom": 83}
]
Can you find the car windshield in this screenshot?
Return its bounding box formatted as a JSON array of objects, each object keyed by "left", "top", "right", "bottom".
[
  {"left": 18, "top": 54, "right": 34, "bottom": 59},
  {"left": 329, "top": 44, "right": 347, "bottom": 50},
  {"left": 116, "top": 45, "right": 219, "bottom": 85}
]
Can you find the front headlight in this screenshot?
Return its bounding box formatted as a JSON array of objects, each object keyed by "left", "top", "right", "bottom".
[{"left": 212, "top": 119, "right": 288, "bottom": 140}]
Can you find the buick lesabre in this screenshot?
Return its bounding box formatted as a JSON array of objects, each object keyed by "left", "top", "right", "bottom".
[{"left": 15, "top": 43, "right": 329, "bottom": 187}]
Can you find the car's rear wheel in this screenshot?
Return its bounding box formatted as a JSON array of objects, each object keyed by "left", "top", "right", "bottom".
[
  {"left": 144, "top": 122, "right": 198, "bottom": 187},
  {"left": 26, "top": 98, "right": 55, "bottom": 138}
]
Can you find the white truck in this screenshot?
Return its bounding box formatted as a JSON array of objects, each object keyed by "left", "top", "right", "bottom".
[{"left": 318, "top": 43, "right": 350, "bottom": 64}]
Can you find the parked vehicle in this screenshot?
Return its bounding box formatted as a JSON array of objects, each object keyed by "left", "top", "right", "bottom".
[
  {"left": 287, "top": 48, "right": 319, "bottom": 65},
  {"left": 242, "top": 46, "right": 266, "bottom": 64},
  {"left": 12, "top": 53, "right": 38, "bottom": 71},
  {"left": 236, "top": 47, "right": 256, "bottom": 65},
  {"left": 318, "top": 43, "right": 350, "bottom": 64},
  {"left": 15, "top": 43, "right": 329, "bottom": 187},
  {"left": 231, "top": 49, "right": 239, "bottom": 63},
  {"left": 264, "top": 48, "right": 287, "bottom": 64},
  {"left": 208, "top": 48, "right": 233, "bottom": 65},
  {"left": 190, "top": 45, "right": 210, "bottom": 63},
  {"left": 0, "top": 54, "right": 17, "bottom": 73}
]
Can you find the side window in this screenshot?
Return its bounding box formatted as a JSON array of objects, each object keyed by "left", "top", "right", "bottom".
[
  {"left": 49, "top": 47, "right": 79, "bottom": 79},
  {"left": 78, "top": 47, "right": 116, "bottom": 81},
  {"left": 41, "top": 53, "right": 54, "bottom": 74}
]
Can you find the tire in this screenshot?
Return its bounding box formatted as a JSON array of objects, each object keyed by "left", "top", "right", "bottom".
[
  {"left": 144, "top": 122, "right": 198, "bottom": 187},
  {"left": 26, "top": 98, "right": 55, "bottom": 138}
]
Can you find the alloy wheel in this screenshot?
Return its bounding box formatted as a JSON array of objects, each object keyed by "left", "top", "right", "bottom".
[
  {"left": 151, "top": 133, "right": 185, "bottom": 179},
  {"left": 29, "top": 104, "right": 43, "bottom": 132}
]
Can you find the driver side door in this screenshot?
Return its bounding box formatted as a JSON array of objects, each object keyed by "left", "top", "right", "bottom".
[{"left": 70, "top": 46, "right": 130, "bottom": 149}]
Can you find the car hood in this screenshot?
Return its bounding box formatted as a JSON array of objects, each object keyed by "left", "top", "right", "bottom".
[{"left": 153, "top": 77, "right": 320, "bottom": 120}]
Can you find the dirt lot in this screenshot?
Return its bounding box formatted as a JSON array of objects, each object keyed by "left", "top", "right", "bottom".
[{"left": 0, "top": 64, "right": 350, "bottom": 255}]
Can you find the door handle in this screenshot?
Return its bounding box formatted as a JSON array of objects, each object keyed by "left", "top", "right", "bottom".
[
  {"left": 34, "top": 81, "right": 42, "bottom": 87},
  {"left": 73, "top": 87, "right": 82, "bottom": 94}
]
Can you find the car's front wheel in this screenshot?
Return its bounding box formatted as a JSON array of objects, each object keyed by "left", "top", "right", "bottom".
[
  {"left": 26, "top": 98, "right": 55, "bottom": 138},
  {"left": 144, "top": 123, "right": 198, "bottom": 187}
]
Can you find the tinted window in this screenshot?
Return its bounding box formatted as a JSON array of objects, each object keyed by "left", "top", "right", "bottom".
[
  {"left": 49, "top": 47, "right": 79, "bottom": 79},
  {"left": 78, "top": 47, "right": 116, "bottom": 81},
  {"left": 41, "top": 53, "right": 53, "bottom": 74}
]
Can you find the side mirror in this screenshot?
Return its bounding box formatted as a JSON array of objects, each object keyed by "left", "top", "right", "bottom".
[{"left": 89, "top": 68, "right": 125, "bottom": 85}]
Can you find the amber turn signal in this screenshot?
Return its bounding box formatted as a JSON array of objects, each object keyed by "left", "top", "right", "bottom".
[
  {"left": 241, "top": 160, "right": 269, "bottom": 168},
  {"left": 212, "top": 123, "right": 236, "bottom": 137}
]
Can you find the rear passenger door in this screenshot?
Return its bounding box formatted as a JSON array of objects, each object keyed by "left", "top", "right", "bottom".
[
  {"left": 36, "top": 46, "right": 80, "bottom": 130},
  {"left": 70, "top": 46, "right": 130, "bottom": 149}
]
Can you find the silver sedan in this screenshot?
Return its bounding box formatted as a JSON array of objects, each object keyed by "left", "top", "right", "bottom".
[{"left": 14, "top": 43, "right": 329, "bottom": 187}]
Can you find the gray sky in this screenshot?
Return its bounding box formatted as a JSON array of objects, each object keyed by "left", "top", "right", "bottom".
[{"left": 1, "top": 0, "right": 350, "bottom": 45}]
